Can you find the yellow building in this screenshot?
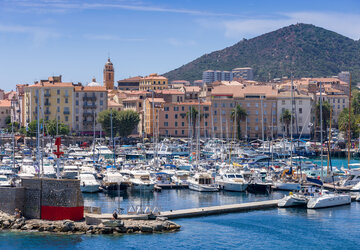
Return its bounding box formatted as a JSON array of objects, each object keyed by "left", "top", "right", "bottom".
[
  {"left": 139, "top": 73, "right": 168, "bottom": 91},
  {"left": 24, "top": 76, "right": 74, "bottom": 130},
  {"left": 144, "top": 97, "right": 164, "bottom": 137}
]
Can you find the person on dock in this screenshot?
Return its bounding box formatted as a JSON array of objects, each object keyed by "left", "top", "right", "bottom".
[{"left": 112, "top": 210, "right": 118, "bottom": 220}]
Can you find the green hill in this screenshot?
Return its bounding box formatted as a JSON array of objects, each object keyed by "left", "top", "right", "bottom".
[{"left": 164, "top": 23, "right": 360, "bottom": 84}]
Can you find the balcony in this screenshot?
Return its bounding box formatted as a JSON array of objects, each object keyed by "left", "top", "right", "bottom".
[
  {"left": 44, "top": 93, "right": 51, "bottom": 97},
  {"left": 63, "top": 111, "right": 70, "bottom": 115},
  {"left": 44, "top": 110, "right": 51, "bottom": 115},
  {"left": 83, "top": 120, "right": 93, "bottom": 125},
  {"left": 83, "top": 96, "right": 97, "bottom": 101},
  {"left": 44, "top": 101, "right": 51, "bottom": 106},
  {"left": 83, "top": 104, "right": 97, "bottom": 109}
]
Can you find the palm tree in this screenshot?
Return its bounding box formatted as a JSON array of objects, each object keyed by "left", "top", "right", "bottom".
[
  {"left": 187, "top": 106, "right": 199, "bottom": 139},
  {"left": 280, "top": 109, "right": 292, "bottom": 137},
  {"left": 315, "top": 101, "right": 331, "bottom": 140},
  {"left": 230, "top": 104, "right": 247, "bottom": 140}
]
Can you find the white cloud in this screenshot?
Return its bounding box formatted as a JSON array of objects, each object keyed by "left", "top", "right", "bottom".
[
  {"left": 0, "top": 23, "right": 60, "bottom": 45},
  {"left": 12, "top": 0, "right": 236, "bottom": 16},
  {"left": 203, "top": 12, "right": 360, "bottom": 40},
  {"left": 83, "top": 34, "right": 145, "bottom": 42}
]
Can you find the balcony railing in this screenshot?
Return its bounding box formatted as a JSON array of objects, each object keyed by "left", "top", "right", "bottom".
[
  {"left": 44, "top": 102, "right": 51, "bottom": 106},
  {"left": 63, "top": 111, "right": 70, "bottom": 115},
  {"left": 44, "top": 110, "right": 51, "bottom": 115},
  {"left": 83, "top": 96, "right": 97, "bottom": 101},
  {"left": 83, "top": 104, "right": 96, "bottom": 108}
]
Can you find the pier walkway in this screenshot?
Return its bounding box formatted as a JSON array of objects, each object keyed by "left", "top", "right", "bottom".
[{"left": 85, "top": 199, "right": 280, "bottom": 221}]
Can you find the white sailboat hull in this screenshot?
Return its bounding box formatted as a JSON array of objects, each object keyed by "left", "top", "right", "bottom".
[
  {"left": 307, "top": 194, "right": 351, "bottom": 209},
  {"left": 80, "top": 184, "right": 100, "bottom": 193},
  {"left": 278, "top": 195, "right": 308, "bottom": 207}
]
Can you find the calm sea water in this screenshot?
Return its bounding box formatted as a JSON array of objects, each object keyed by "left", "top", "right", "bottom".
[{"left": 1, "top": 158, "right": 360, "bottom": 249}]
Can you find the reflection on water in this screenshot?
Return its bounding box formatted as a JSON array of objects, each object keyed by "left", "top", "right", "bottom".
[{"left": 83, "top": 189, "right": 286, "bottom": 214}]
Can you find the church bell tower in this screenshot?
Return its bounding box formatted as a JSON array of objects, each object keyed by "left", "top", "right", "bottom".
[{"left": 103, "top": 57, "right": 114, "bottom": 90}]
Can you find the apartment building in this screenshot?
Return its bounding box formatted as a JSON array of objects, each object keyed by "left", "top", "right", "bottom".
[
  {"left": 139, "top": 73, "right": 168, "bottom": 91},
  {"left": 23, "top": 76, "right": 74, "bottom": 130}
]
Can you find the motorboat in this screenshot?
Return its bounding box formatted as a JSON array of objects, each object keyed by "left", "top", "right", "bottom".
[
  {"left": 171, "top": 170, "right": 190, "bottom": 185},
  {"left": 102, "top": 167, "right": 126, "bottom": 191},
  {"left": 188, "top": 172, "right": 219, "bottom": 192},
  {"left": 79, "top": 173, "right": 100, "bottom": 193},
  {"left": 307, "top": 191, "right": 351, "bottom": 209},
  {"left": 61, "top": 165, "right": 79, "bottom": 179},
  {"left": 216, "top": 172, "right": 248, "bottom": 192},
  {"left": 130, "top": 171, "right": 155, "bottom": 191},
  {"left": 0, "top": 175, "right": 12, "bottom": 187}
]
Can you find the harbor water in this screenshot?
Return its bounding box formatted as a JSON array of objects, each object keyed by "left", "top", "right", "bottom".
[{"left": 1, "top": 158, "right": 360, "bottom": 249}]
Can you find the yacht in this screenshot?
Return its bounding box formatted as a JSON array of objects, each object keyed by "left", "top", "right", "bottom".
[
  {"left": 79, "top": 173, "right": 100, "bottom": 193},
  {"left": 102, "top": 167, "right": 126, "bottom": 191},
  {"left": 130, "top": 171, "right": 155, "bottom": 191},
  {"left": 0, "top": 175, "right": 12, "bottom": 187},
  {"left": 216, "top": 172, "right": 248, "bottom": 192},
  {"left": 171, "top": 170, "right": 190, "bottom": 185},
  {"left": 61, "top": 165, "right": 79, "bottom": 179},
  {"left": 188, "top": 172, "right": 219, "bottom": 192},
  {"left": 307, "top": 191, "right": 351, "bottom": 209}
]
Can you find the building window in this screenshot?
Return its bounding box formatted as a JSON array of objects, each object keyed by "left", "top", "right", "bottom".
[
  {"left": 175, "top": 114, "right": 178, "bottom": 119},
  {"left": 76, "top": 116, "right": 79, "bottom": 122},
  {"left": 182, "top": 130, "right": 184, "bottom": 135},
  {"left": 255, "top": 126, "right": 258, "bottom": 131},
  {"left": 76, "top": 100, "right": 79, "bottom": 106},
  {"left": 175, "top": 122, "right": 178, "bottom": 126},
  {"left": 222, "top": 103, "right": 226, "bottom": 108},
  {"left": 255, "top": 103, "right": 259, "bottom": 108},
  {"left": 57, "top": 106, "right": 60, "bottom": 112},
  {"left": 182, "top": 122, "right": 184, "bottom": 126},
  {"left": 165, "top": 114, "right": 168, "bottom": 119},
  {"left": 247, "top": 103, "right": 250, "bottom": 107},
  {"left": 100, "top": 100, "right": 103, "bottom": 106},
  {"left": 164, "top": 107, "right": 169, "bottom": 111},
  {"left": 182, "top": 106, "right": 184, "bottom": 111},
  {"left": 175, "top": 130, "right": 178, "bottom": 135},
  {"left": 100, "top": 93, "right": 103, "bottom": 98},
  {"left": 57, "top": 90, "right": 60, "bottom": 95},
  {"left": 205, "top": 122, "right": 208, "bottom": 126},
  {"left": 65, "top": 116, "right": 68, "bottom": 122},
  {"left": 299, "top": 108, "right": 302, "bottom": 114},
  {"left": 76, "top": 93, "right": 79, "bottom": 97},
  {"left": 299, "top": 126, "right": 303, "bottom": 131},
  {"left": 282, "top": 100, "right": 285, "bottom": 105},
  {"left": 164, "top": 122, "right": 168, "bottom": 126},
  {"left": 214, "top": 103, "right": 218, "bottom": 108},
  {"left": 299, "top": 100, "right": 302, "bottom": 105},
  {"left": 65, "top": 98, "right": 68, "bottom": 104},
  {"left": 255, "top": 110, "right": 259, "bottom": 115}
]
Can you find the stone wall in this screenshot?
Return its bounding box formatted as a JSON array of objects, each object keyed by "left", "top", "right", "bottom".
[
  {"left": 0, "top": 187, "right": 25, "bottom": 214},
  {"left": 22, "top": 178, "right": 42, "bottom": 219}
]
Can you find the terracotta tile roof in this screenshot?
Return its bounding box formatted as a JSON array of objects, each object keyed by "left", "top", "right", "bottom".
[
  {"left": 74, "top": 86, "right": 107, "bottom": 92},
  {"left": 184, "top": 86, "right": 201, "bottom": 92},
  {"left": 0, "top": 100, "right": 11, "bottom": 107},
  {"left": 28, "top": 82, "right": 74, "bottom": 88},
  {"left": 142, "top": 73, "right": 167, "bottom": 80},
  {"left": 117, "top": 76, "right": 142, "bottom": 82},
  {"left": 108, "top": 100, "right": 122, "bottom": 107}
]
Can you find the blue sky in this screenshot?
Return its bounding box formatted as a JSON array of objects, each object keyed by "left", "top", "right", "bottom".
[{"left": 1, "top": 0, "right": 360, "bottom": 90}]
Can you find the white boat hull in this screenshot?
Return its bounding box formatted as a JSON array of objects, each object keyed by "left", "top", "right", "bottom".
[
  {"left": 219, "top": 181, "right": 248, "bottom": 192},
  {"left": 278, "top": 195, "right": 308, "bottom": 207},
  {"left": 189, "top": 182, "right": 219, "bottom": 192},
  {"left": 274, "top": 182, "right": 301, "bottom": 191},
  {"left": 80, "top": 184, "right": 100, "bottom": 193},
  {"left": 307, "top": 194, "right": 351, "bottom": 209}
]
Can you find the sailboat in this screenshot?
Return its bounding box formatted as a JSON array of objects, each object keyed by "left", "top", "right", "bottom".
[{"left": 307, "top": 81, "right": 351, "bottom": 209}]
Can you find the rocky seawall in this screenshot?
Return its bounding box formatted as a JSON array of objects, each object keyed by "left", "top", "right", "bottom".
[{"left": 0, "top": 212, "right": 180, "bottom": 235}]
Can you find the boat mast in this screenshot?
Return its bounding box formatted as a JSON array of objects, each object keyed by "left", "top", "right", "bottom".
[
  {"left": 261, "top": 94, "right": 265, "bottom": 154},
  {"left": 348, "top": 72, "right": 352, "bottom": 169},
  {"left": 36, "top": 89, "right": 41, "bottom": 177},
  {"left": 320, "top": 81, "right": 324, "bottom": 181},
  {"left": 93, "top": 111, "right": 96, "bottom": 162},
  {"left": 290, "top": 76, "right": 294, "bottom": 169}
]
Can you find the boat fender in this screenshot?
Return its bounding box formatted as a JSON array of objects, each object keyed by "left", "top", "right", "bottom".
[{"left": 289, "top": 192, "right": 293, "bottom": 195}]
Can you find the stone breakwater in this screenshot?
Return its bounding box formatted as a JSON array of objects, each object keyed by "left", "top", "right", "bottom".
[{"left": 0, "top": 212, "right": 180, "bottom": 235}]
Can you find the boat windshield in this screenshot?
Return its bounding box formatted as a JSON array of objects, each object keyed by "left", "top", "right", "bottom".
[
  {"left": 227, "top": 174, "right": 236, "bottom": 178},
  {"left": 235, "top": 175, "right": 243, "bottom": 178}
]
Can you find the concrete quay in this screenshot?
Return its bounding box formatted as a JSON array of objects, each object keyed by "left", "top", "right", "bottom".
[{"left": 86, "top": 199, "right": 280, "bottom": 221}]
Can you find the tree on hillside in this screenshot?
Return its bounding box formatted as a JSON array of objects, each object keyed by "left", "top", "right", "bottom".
[
  {"left": 98, "top": 109, "right": 140, "bottom": 137},
  {"left": 230, "top": 104, "right": 247, "bottom": 140},
  {"left": 280, "top": 109, "right": 293, "bottom": 136}
]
